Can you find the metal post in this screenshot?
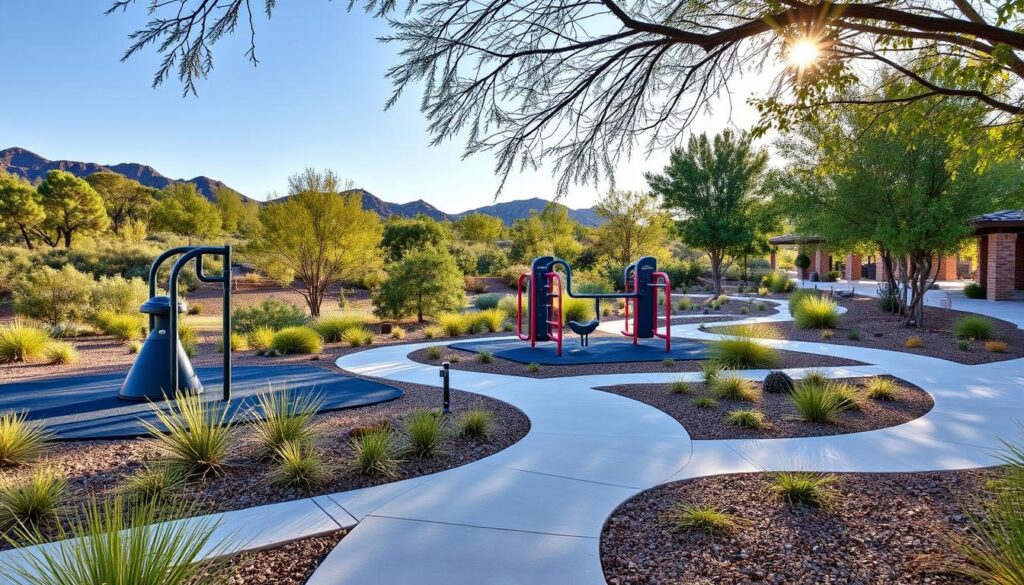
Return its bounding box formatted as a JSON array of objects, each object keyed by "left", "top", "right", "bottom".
[
  {"left": 439, "top": 362, "right": 450, "bottom": 413},
  {"left": 223, "top": 244, "right": 232, "bottom": 402}
]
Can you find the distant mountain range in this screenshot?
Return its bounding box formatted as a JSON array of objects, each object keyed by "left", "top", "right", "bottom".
[{"left": 0, "top": 147, "right": 603, "bottom": 226}]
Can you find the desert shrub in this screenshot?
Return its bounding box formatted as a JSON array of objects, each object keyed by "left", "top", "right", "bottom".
[
  {"left": 269, "top": 442, "right": 331, "bottom": 490},
  {"left": 0, "top": 496, "right": 223, "bottom": 585},
  {"left": 676, "top": 297, "right": 695, "bottom": 311},
  {"left": 793, "top": 296, "right": 840, "bottom": 329},
  {"left": 986, "top": 340, "right": 1009, "bottom": 353},
  {"left": 447, "top": 353, "right": 461, "bottom": 363},
  {"left": 391, "top": 326, "right": 406, "bottom": 339},
  {"left": 94, "top": 310, "right": 147, "bottom": 340},
  {"left": 670, "top": 379, "right": 693, "bottom": 394},
  {"left": 186, "top": 304, "right": 202, "bottom": 315},
  {"left": 0, "top": 412, "right": 53, "bottom": 467},
  {"left": 527, "top": 362, "right": 540, "bottom": 373},
  {"left": 44, "top": 341, "right": 78, "bottom": 365},
  {"left": 763, "top": 370, "right": 795, "bottom": 394},
  {"left": 457, "top": 410, "right": 494, "bottom": 439},
  {"left": 725, "top": 409, "right": 769, "bottom": 429},
  {"left": 477, "top": 351, "right": 494, "bottom": 364},
  {"left": 352, "top": 430, "right": 399, "bottom": 477},
  {"left": 709, "top": 337, "right": 781, "bottom": 369},
  {"left": 232, "top": 298, "right": 308, "bottom": 333},
  {"left": 215, "top": 334, "right": 250, "bottom": 353},
  {"left": 474, "top": 293, "right": 503, "bottom": 310},
  {"left": 0, "top": 322, "right": 51, "bottom": 363},
  {"left": 693, "top": 397, "right": 718, "bottom": 408},
  {"left": 427, "top": 346, "right": 443, "bottom": 360},
  {"left": 341, "top": 327, "right": 375, "bottom": 347},
  {"left": 771, "top": 471, "right": 836, "bottom": 507},
  {"left": 90, "top": 275, "right": 149, "bottom": 316},
  {"left": 787, "top": 289, "right": 816, "bottom": 315},
  {"left": 954, "top": 315, "right": 995, "bottom": 340},
  {"left": 499, "top": 264, "right": 530, "bottom": 288},
  {"left": 438, "top": 313, "right": 471, "bottom": 336},
  {"left": 823, "top": 270, "right": 841, "bottom": 282},
  {"left": 865, "top": 377, "right": 900, "bottom": 401},
  {"left": 790, "top": 383, "right": 846, "bottom": 423},
  {"left": 313, "top": 315, "right": 367, "bottom": 343},
  {"left": 126, "top": 339, "right": 142, "bottom": 354},
  {"left": 247, "top": 326, "right": 275, "bottom": 354},
  {"left": 663, "top": 357, "right": 675, "bottom": 368},
  {"left": 710, "top": 374, "right": 758, "bottom": 401},
  {"left": 712, "top": 323, "right": 783, "bottom": 339},
  {"left": 847, "top": 329, "right": 861, "bottom": 341},
  {"left": 177, "top": 323, "right": 198, "bottom": 357},
  {"left": 963, "top": 282, "right": 986, "bottom": 299},
  {"left": 958, "top": 339, "right": 972, "bottom": 352},
  {"left": 905, "top": 336, "right": 924, "bottom": 348},
  {"left": 761, "top": 271, "right": 795, "bottom": 293},
  {"left": 13, "top": 265, "right": 95, "bottom": 327},
  {"left": 666, "top": 503, "right": 740, "bottom": 535},
  {"left": 562, "top": 296, "right": 596, "bottom": 324},
  {"left": 269, "top": 326, "right": 323, "bottom": 355},
  {"left": 496, "top": 294, "right": 519, "bottom": 318},
  {"left": 470, "top": 308, "right": 507, "bottom": 333},
  {"left": 422, "top": 325, "right": 445, "bottom": 339},
  {"left": 0, "top": 466, "right": 67, "bottom": 530},
  {"left": 700, "top": 360, "right": 724, "bottom": 385},
  {"left": 820, "top": 329, "right": 834, "bottom": 340},
  {"left": 250, "top": 388, "right": 323, "bottom": 459},
  {"left": 403, "top": 410, "right": 447, "bottom": 458},
  {"left": 120, "top": 464, "right": 187, "bottom": 504},
  {"left": 142, "top": 392, "right": 234, "bottom": 478}
]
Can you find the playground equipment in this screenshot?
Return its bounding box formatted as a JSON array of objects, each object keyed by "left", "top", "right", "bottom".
[
  {"left": 516, "top": 256, "right": 671, "bottom": 356},
  {"left": 118, "top": 245, "right": 233, "bottom": 402}
]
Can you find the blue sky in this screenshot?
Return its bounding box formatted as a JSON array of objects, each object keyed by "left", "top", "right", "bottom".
[{"left": 1, "top": 2, "right": 761, "bottom": 212}]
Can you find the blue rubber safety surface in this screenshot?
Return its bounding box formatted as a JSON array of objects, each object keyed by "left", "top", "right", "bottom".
[
  {"left": 450, "top": 337, "right": 710, "bottom": 365},
  {"left": 0, "top": 366, "right": 403, "bottom": 440}
]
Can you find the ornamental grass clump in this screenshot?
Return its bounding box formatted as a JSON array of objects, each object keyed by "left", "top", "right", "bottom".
[
  {"left": 341, "top": 326, "right": 374, "bottom": 347},
  {"left": 0, "top": 412, "right": 53, "bottom": 467},
  {"left": 670, "top": 379, "right": 693, "bottom": 394},
  {"left": 215, "top": 334, "right": 250, "bottom": 354},
  {"left": 666, "top": 503, "right": 740, "bottom": 536},
  {"left": 403, "top": 409, "right": 447, "bottom": 458},
  {"left": 0, "top": 466, "right": 67, "bottom": 531},
  {"left": 457, "top": 410, "right": 494, "bottom": 439},
  {"left": 351, "top": 430, "right": 399, "bottom": 478},
  {"left": 761, "top": 270, "right": 795, "bottom": 293},
  {"left": 269, "top": 326, "right": 323, "bottom": 355},
  {"left": 438, "top": 313, "right": 470, "bottom": 336},
  {"left": 709, "top": 337, "right": 781, "bottom": 369},
  {"left": 249, "top": 387, "right": 324, "bottom": 459},
  {"left": 0, "top": 322, "right": 51, "bottom": 363},
  {"left": 986, "top": 340, "right": 1009, "bottom": 353},
  {"left": 693, "top": 397, "right": 718, "bottom": 409},
  {"left": 793, "top": 296, "right": 840, "bottom": 329},
  {"left": 865, "top": 377, "right": 900, "bottom": 401},
  {"left": 427, "top": 346, "right": 443, "bottom": 360},
  {"left": 142, "top": 392, "right": 234, "bottom": 478},
  {"left": 471, "top": 309, "right": 507, "bottom": 333},
  {"left": 93, "top": 310, "right": 146, "bottom": 341},
  {"left": 712, "top": 323, "right": 783, "bottom": 339},
  {"left": 477, "top": 351, "right": 494, "bottom": 364},
  {"left": 954, "top": 315, "right": 995, "bottom": 341},
  {"left": 391, "top": 326, "right": 406, "bottom": 339},
  {"left": 725, "top": 409, "right": 769, "bottom": 430},
  {"left": 44, "top": 341, "right": 78, "bottom": 365},
  {"left": 710, "top": 374, "right": 759, "bottom": 402},
  {"left": 120, "top": 464, "right": 187, "bottom": 505},
  {"left": 313, "top": 316, "right": 367, "bottom": 343},
  {"left": 700, "top": 360, "right": 725, "bottom": 385},
  {"left": 789, "top": 381, "right": 847, "bottom": 424},
  {"left": 771, "top": 471, "right": 837, "bottom": 507},
  {"left": 269, "top": 442, "right": 332, "bottom": 490}
]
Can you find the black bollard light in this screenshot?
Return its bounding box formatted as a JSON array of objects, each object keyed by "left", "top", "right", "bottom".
[{"left": 439, "top": 362, "right": 451, "bottom": 414}]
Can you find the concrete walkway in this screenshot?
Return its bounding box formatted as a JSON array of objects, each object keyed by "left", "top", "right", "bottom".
[{"left": 2, "top": 297, "right": 1022, "bottom": 583}]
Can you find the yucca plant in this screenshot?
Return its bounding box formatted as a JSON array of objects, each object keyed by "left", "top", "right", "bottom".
[
  {"left": 666, "top": 503, "right": 740, "bottom": 536},
  {"left": 142, "top": 392, "right": 235, "bottom": 478},
  {"left": 725, "top": 409, "right": 769, "bottom": 430},
  {"left": 268, "top": 442, "right": 332, "bottom": 490},
  {"left": 709, "top": 337, "right": 781, "bottom": 369},
  {"left": 120, "top": 464, "right": 187, "bottom": 505},
  {"left": 351, "top": 429, "right": 399, "bottom": 477},
  {"left": 0, "top": 321, "right": 51, "bottom": 363},
  {"left": 0, "top": 411, "right": 53, "bottom": 467},
  {"left": 865, "top": 377, "right": 900, "bottom": 401},
  {"left": 457, "top": 410, "right": 494, "bottom": 439},
  {"left": 1, "top": 496, "right": 227, "bottom": 585},
  {"left": 249, "top": 387, "right": 324, "bottom": 459},
  {"left": 710, "top": 374, "right": 759, "bottom": 402},
  {"left": 0, "top": 466, "right": 67, "bottom": 530},
  {"left": 404, "top": 409, "right": 447, "bottom": 458},
  {"left": 771, "top": 471, "right": 836, "bottom": 507}
]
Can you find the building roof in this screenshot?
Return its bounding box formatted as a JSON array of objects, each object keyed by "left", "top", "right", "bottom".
[
  {"left": 768, "top": 234, "right": 825, "bottom": 245},
  {"left": 972, "top": 209, "right": 1024, "bottom": 232}
]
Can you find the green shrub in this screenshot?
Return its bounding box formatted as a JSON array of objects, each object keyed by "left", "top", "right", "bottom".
[
  {"left": 13, "top": 265, "right": 95, "bottom": 327},
  {"left": 0, "top": 412, "right": 53, "bottom": 467},
  {"left": 341, "top": 326, "right": 375, "bottom": 347},
  {"left": 954, "top": 315, "right": 995, "bottom": 340},
  {"left": 471, "top": 308, "right": 507, "bottom": 333},
  {"left": 474, "top": 293, "right": 503, "bottom": 310},
  {"left": 527, "top": 362, "right": 540, "bottom": 373},
  {"left": 247, "top": 326, "right": 275, "bottom": 354},
  {"left": 761, "top": 270, "right": 795, "bottom": 293},
  {"left": 403, "top": 410, "right": 447, "bottom": 458},
  {"left": 676, "top": 297, "right": 695, "bottom": 311},
  {"left": 771, "top": 471, "right": 836, "bottom": 507},
  {"left": 790, "top": 383, "right": 846, "bottom": 423},
  {"left": 90, "top": 275, "right": 149, "bottom": 316},
  {"left": 847, "top": 329, "right": 861, "bottom": 341},
  {"left": 269, "top": 326, "right": 323, "bottom": 355},
  {"left": 663, "top": 357, "right": 675, "bottom": 368},
  {"left": 562, "top": 296, "right": 595, "bottom": 324},
  {"left": 958, "top": 339, "right": 972, "bottom": 352},
  {"left": 351, "top": 430, "right": 399, "bottom": 477},
  {"left": 963, "top": 282, "right": 986, "bottom": 299},
  {"left": 232, "top": 298, "right": 308, "bottom": 333},
  {"left": 422, "top": 325, "right": 445, "bottom": 339},
  {"left": 457, "top": 410, "right": 494, "bottom": 439},
  {"left": 666, "top": 503, "right": 740, "bottom": 535},
  {"left": 250, "top": 388, "right": 323, "bottom": 459},
  {"left": 215, "top": 334, "right": 250, "bottom": 354},
  {"left": 830, "top": 381, "right": 864, "bottom": 411},
  {"left": 177, "top": 323, "right": 198, "bottom": 357},
  {"left": 126, "top": 339, "right": 142, "bottom": 354},
  {"left": 44, "top": 341, "right": 79, "bottom": 365},
  {"left": 0, "top": 466, "right": 67, "bottom": 531},
  {"left": 0, "top": 322, "right": 52, "bottom": 363},
  {"left": 801, "top": 370, "right": 829, "bottom": 387},
  {"left": 710, "top": 374, "right": 759, "bottom": 401},
  {"left": 693, "top": 397, "right": 718, "bottom": 408},
  {"left": 94, "top": 310, "right": 146, "bottom": 340},
  {"left": 313, "top": 315, "right": 367, "bottom": 343},
  {"left": 120, "top": 464, "right": 186, "bottom": 504},
  {"left": 865, "top": 377, "right": 900, "bottom": 401},
  {"left": 477, "top": 351, "right": 494, "bottom": 364},
  {"left": 438, "top": 313, "right": 471, "bottom": 336},
  {"left": 142, "top": 392, "right": 234, "bottom": 478},
  {"left": 447, "top": 353, "right": 461, "bottom": 364},
  {"left": 700, "top": 360, "right": 724, "bottom": 385},
  {"left": 712, "top": 323, "right": 783, "bottom": 339},
  {"left": 269, "top": 442, "right": 331, "bottom": 490},
  {"left": 793, "top": 295, "right": 840, "bottom": 329},
  {"left": 670, "top": 379, "right": 693, "bottom": 394},
  {"left": 787, "top": 289, "right": 816, "bottom": 315},
  {"left": 0, "top": 496, "right": 223, "bottom": 585},
  {"left": 710, "top": 337, "right": 781, "bottom": 369},
  {"left": 427, "top": 346, "right": 443, "bottom": 360},
  {"left": 725, "top": 409, "right": 769, "bottom": 429},
  {"left": 496, "top": 294, "right": 519, "bottom": 319}
]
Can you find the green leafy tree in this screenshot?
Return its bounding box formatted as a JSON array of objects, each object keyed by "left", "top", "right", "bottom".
[
  {"left": 13, "top": 265, "right": 96, "bottom": 327},
  {"left": 36, "top": 170, "right": 110, "bottom": 248},
  {"left": 249, "top": 169, "right": 382, "bottom": 316},
  {"left": 0, "top": 171, "right": 45, "bottom": 250},
  {"left": 593, "top": 189, "right": 672, "bottom": 268},
  {"left": 149, "top": 183, "right": 222, "bottom": 242},
  {"left": 214, "top": 187, "right": 259, "bottom": 235},
  {"left": 509, "top": 204, "right": 582, "bottom": 263},
  {"left": 85, "top": 172, "right": 156, "bottom": 234},
  {"left": 454, "top": 212, "right": 504, "bottom": 244},
  {"left": 380, "top": 215, "right": 450, "bottom": 262},
  {"left": 647, "top": 130, "right": 769, "bottom": 296},
  {"left": 372, "top": 247, "right": 465, "bottom": 322}
]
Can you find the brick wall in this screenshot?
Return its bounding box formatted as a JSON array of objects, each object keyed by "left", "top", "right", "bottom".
[{"left": 986, "top": 233, "right": 1018, "bottom": 300}]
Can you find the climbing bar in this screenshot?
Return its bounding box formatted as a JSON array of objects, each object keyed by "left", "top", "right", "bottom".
[
  {"left": 517, "top": 272, "right": 534, "bottom": 345},
  {"left": 652, "top": 271, "right": 672, "bottom": 352}
]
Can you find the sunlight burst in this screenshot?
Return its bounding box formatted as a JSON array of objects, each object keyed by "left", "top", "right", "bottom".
[{"left": 787, "top": 38, "right": 821, "bottom": 69}]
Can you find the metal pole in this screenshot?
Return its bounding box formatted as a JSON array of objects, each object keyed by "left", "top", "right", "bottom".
[
  {"left": 440, "top": 362, "right": 450, "bottom": 413},
  {"left": 223, "top": 244, "right": 232, "bottom": 402}
]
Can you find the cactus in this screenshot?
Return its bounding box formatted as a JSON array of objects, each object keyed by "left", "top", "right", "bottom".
[{"left": 763, "top": 370, "right": 796, "bottom": 394}]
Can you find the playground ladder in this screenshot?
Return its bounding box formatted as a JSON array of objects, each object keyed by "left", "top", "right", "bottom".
[
  {"left": 651, "top": 271, "right": 672, "bottom": 351},
  {"left": 545, "top": 271, "right": 564, "bottom": 357},
  {"left": 620, "top": 268, "right": 639, "bottom": 345}
]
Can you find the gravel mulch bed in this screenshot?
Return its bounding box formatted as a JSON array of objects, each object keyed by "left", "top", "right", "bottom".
[
  {"left": 597, "top": 376, "right": 932, "bottom": 439},
  {"left": 602, "top": 469, "right": 997, "bottom": 585},
  {"left": 214, "top": 530, "right": 346, "bottom": 584},
  {"left": 722, "top": 295, "right": 1024, "bottom": 365},
  {"left": 408, "top": 342, "right": 864, "bottom": 379}
]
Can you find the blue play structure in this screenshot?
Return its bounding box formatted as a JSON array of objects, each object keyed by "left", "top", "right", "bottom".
[{"left": 517, "top": 256, "right": 672, "bottom": 356}]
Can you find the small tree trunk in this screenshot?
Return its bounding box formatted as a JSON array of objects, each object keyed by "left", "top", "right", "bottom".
[
  {"left": 708, "top": 250, "right": 724, "bottom": 296},
  {"left": 63, "top": 229, "right": 73, "bottom": 248},
  {"left": 18, "top": 225, "right": 34, "bottom": 250}
]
